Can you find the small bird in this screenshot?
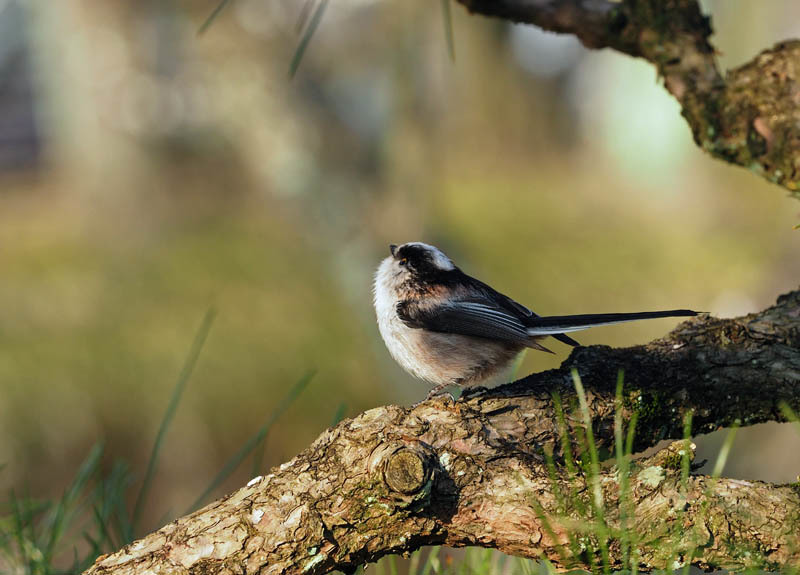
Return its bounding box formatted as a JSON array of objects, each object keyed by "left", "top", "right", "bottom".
[{"left": 373, "top": 242, "right": 698, "bottom": 401}]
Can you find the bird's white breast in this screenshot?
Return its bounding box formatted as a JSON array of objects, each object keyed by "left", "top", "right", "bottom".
[
  {"left": 373, "top": 257, "right": 519, "bottom": 387},
  {"left": 373, "top": 257, "right": 432, "bottom": 381}
]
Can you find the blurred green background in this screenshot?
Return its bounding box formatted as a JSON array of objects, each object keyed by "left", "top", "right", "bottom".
[{"left": 0, "top": 0, "right": 798, "bottom": 535}]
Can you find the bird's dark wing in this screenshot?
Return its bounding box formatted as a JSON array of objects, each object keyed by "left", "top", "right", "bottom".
[
  {"left": 463, "top": 274, "right": 581, "bottom": 347},
  {"left": 396, "top": 300, "right": 531, "bottom": 345},
  {"left": 464, "top": 275, "right": 534, "bottom": 317}
]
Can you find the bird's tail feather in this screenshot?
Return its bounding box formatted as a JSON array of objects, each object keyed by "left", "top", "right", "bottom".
[
  {"left": 525, "top": 310, "right": 698, "bottom": 336},
  {"left": 551, "top": 332, "right": 580, "bottom": 347}
]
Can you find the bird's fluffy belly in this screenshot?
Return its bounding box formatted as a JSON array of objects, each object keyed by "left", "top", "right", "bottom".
[{"left": 379, "top": 316, "right": 520, "bottom": 386}]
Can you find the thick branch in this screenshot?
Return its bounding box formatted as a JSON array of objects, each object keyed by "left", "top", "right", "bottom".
[
  {"left": 456, "top": 0, "right": 800, "bottom": 197},
  {"left": 83, "top": 289, "right": 800, "bottom": 574},
  {"left": 491, "top": 287, "right": 800, "bottom": 454}
]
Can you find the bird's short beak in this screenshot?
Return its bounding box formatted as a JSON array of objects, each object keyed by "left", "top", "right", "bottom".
[{"left": 389, "top": 244, "right": 397, "bottom": 257}]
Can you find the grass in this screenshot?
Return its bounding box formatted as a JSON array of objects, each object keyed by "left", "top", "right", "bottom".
[
  {"left": 0, "top": 312, "right": 312, "bottom": 574},
  {"left": 131, "top": 308, "right": 217, "bottom": 532},
  {"left": 1, "top": 344, "right": 795, "bottom": 574},
  {"left": 289, "top": 0, "right": 330, "bottom": 78},
  {"left": 200, "top": 0, "right": 456, "bottom": 76},
  {"left": 187, "top": 369, "right": 316, "bottom": 513},
  {"left": 198, "top": 0, "right": 331, "bottom": 79},
  {"left": 440, "top": 0, "right": 456, "bottom": 63}
]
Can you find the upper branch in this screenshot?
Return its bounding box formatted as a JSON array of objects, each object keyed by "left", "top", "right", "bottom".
[
  {"left": 84, "top": 289, "right": 800, "bottom": 574},
  {"left": 456, "top": 0, "right": 800, "bottom": 197}
]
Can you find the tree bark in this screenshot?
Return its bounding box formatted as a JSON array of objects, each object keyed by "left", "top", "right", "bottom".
[
  {"left": 456, "top": 0, "right": 800, "bottom": 198},
  {"left": 85, "top": 288, "right": 800, "bottom": 574}
]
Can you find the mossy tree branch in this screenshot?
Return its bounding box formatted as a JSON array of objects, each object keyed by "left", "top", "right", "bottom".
[
  {"left": 84, "top": 289, "right": 800, "bottom": 574},
  {"left": 456, "top": 0, "right": 800, "bottom": 197}
]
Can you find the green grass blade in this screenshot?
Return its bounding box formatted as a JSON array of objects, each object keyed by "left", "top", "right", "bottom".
[
  {"left": 613, "top": 370, "right": 632, "bottom": 570},
  {"left": 289, "top": 0, "right": 329, "bottom": 78},
  {"left": 552, "top": 393, "right": 577, "bottom": 477},
  {"left": 529, "top": 496, "right": 573, "bottom": 567},
  {"left": 408, "top": 548, "right": 422, "bottom": 575},
  {"left": 552, "top": 391, "right": 590, "bottom": 553},
  {"left": 43, "top": 494, "right": 67, "bottom": 567},
  {"left": 295, "top": 0, "right": 316, "bottom": 33},
  {"left": 518, "top": 557, "right": 536, "bottom": 575},
  {"left": 420, "top": 546, "right": 440, "bottom": 575},
  {"left": 678, "top": 414, "right": 697, "bottom": 575},
  {"left": 73, "top": 536, "right": 95, "bottom": 574},
  {"left": 660, "top": 411, "right": 697, "bottom": 573},
  {"left": 197, "top": 0, "right": 232, "bottom": 36},
  {"left": 330, "top": 402, "right": 347, "bottom": 426},
  {"left": 681, "top": 411, "right": 694, "bottom": 488},
  {"left": 711, "top": 420, "right": 739, "bottom": 478},
  {"left": 251, "top": 396, "right": 342, "bottom": 476},
  {"left": 613, "top": 370, "right": 626, "bottom": 463},
  {"left": 9, "top": 491, "right": 37, "bottom": 574},
  {"left": 63, "top": 443, "right": 104, "bottom": 504},
  {"left": 542, "top": 447, "right": 581, "bottom": 560},
  {"left": 105, "top": 461, "right": 133, "bottom": 550},
  {"left": 477, "top": 548, "right": 492, "bottom": 574},
  {"left": 542, "top": 449, "right": 568, "bottom": 519},
  {"left": 570, "top": 369, "right": 610, "bottom": 573},
  {"left": 625, "top": 410, "right": 638, "bottom": 460},
  {"left": 510, "top": 349, "right": 527, "bottom": 380},
  {"left": 187, "top": 369, "right": 315, "bottom": 512},
  {"left": 250, "top": 432, "right": 267, "bottom": 478},
  {"left": 779, "top": 402, "right": 800, "bottom": 435},
  {"left": 624, "top": 408, "right": 639, "bottom": 575},
  {"left": 91, "top": 503, "right": 117, "bottom": 554},
  {"left": 131, "top": 308, "right": 216, "bottom": 534},
  {"left": 570, "top": 370, "right": 601, "bottom": 505},
  {"left": 440, "top": 0, "right": 455, "bottom": 62},
  {"left": 113, "top": 489, "right": 134, "bottom": 548},
  {"left": 43, "top": 443, "right": 103, "bottom": 564}
]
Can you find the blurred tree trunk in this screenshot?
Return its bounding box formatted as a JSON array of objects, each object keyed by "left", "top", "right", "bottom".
[{"left": 84, "top": 288, "right": 800, "bottom": 574}]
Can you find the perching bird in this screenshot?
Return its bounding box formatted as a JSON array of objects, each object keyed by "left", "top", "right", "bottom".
[{"left": 373, "top": 242, "right": 698, "bottom": 401}]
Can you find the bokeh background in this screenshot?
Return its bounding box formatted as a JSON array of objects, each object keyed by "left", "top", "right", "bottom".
[{"left": 1, "top": 0, "right": 799, "bottom": 537}]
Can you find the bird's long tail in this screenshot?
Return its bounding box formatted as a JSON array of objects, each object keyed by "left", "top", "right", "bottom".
[{"left": 525, "top": 309, "right": 698, "bottom": 336}]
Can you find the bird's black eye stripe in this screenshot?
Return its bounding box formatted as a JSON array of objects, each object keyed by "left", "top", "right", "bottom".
[{"left": 396, "top": 245, "right": 426, "bottom": 266}]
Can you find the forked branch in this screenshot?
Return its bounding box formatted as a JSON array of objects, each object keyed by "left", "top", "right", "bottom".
[{"left": 456, "top": 0, "right": 800, "bottom": 197}]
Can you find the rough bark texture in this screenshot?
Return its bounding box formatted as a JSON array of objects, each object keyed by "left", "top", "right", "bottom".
[
  {"left": 456, "top": 0, "right": 800, "bottom": 197},
  {"left": 84, "top": 288, "right": 800, "bottom": 575}
]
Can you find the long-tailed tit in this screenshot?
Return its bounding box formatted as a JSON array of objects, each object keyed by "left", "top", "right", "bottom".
[{"left": 373, "top": 242, "right": 697, "bottom": 400}]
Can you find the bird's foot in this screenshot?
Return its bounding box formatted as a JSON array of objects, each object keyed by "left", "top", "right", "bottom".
[{"left": 411, "top": 382, "right": 457, "bottom": 408}]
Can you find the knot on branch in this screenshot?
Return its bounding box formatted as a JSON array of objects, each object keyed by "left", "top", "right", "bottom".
[
  {"left": 364, "top": 441, "right": 438, "bottom": 510},
  {"left": 383, "top": 448, "right": 431, "bottom": 495}
]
